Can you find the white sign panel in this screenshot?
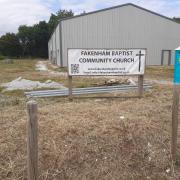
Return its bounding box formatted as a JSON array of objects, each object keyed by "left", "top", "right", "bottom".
[{"left": 68, "top": 49, "right": 146, "bottom": 76}]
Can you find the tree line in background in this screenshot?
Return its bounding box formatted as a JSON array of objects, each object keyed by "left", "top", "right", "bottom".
[
  {"left": 0, "top": 12, "right": 179, "bottom": 59},
  {"left": 0, "top": 10, "right": 74, "bottom": 59}
]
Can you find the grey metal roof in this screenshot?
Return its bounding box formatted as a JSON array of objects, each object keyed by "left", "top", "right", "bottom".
[
  {"left": 59, "top": 3, "right": 176, "bottom": 23},
  {"left": 49, "top": 3, "right": 179, "bottom": 41}
]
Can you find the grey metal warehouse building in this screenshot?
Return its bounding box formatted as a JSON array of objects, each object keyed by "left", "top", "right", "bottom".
[{"left": 48, "top": 3, "right": 180, "bottom": 67}]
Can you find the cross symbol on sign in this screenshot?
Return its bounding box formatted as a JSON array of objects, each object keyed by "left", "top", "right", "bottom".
[{"left": 136, "top": 50, "right": 145, "bottom": 72}]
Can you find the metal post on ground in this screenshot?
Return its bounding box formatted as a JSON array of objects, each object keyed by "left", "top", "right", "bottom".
[
  {"left": 27, "top": 100, "right": 38, "bottom": 180},
  {"left": 138, "top": 75, "right": 144, "bottom": 98}
]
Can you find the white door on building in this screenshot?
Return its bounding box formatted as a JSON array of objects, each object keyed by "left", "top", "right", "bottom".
[{"left": 161, "top": 50, "right": 171, "bottom": 65}]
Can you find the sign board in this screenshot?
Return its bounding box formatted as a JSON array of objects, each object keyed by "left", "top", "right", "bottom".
[
  {"left": 68, "top": 49, "right": 146, "bottom": 76},
  {"left": 174, "top": 47, "right": 180, "bottom": 84}
]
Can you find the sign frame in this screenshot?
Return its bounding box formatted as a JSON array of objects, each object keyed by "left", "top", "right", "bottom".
[
  {"left": 67, "top": 48, "right": 147, "bottom": 76},
  {"left": 67, "top": 48, "right": 147, "bottom": 100}
]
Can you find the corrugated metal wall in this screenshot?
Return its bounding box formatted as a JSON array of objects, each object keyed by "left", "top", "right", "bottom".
[
  {"left": 55, "top": 24, "right": 61, "bottom": 66},
  {"left": 48, "top": 24, "right": 61, "bottom": 65},
  {"left": 60, "top": 5, "right": 180, "bottom": 66},
  {"left": 54, "top": 28, "right": 57, "bottom": 65}
]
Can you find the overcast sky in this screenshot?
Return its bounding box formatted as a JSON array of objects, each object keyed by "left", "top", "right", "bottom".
[{"left": 0, "top": 0, "right": 180, "bottom": 36}]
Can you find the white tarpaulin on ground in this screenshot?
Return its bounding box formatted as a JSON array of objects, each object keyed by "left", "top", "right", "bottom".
[
  {"left": 1, "top": 77, "right": 67, "bottom": 91},
  {"left": 68, "top": 49, "right": 146, "bottom": 76}
]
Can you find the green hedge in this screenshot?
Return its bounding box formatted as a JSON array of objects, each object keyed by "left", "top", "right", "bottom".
[{"left": 0, "top": 54, "right": 6, "bottom": 60}]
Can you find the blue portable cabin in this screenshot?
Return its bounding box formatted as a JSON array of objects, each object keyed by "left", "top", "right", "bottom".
[{"left": 174, "top": 47, "right": 180, "bottom": 84}]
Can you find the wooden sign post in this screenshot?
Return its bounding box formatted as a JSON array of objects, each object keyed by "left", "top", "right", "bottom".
[
  {"left": 172, "top": 85, "right": 180, "bottom": 161},
  {"left": 138, "top": 75, "right": 144, "bottom": 98},
  {"left": 68, "top": 75, "right": 73, "bottom": 101},
  {"left": 27, "top": 101, "right": 38, "bottom": 180},
  {"left": 171, "top": 47, "right": 180, "bottom": 162}
]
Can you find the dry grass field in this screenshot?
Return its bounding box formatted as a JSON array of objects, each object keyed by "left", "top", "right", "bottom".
[{"left": 0, "top": 59, "right": 180, "bottom": 179}]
